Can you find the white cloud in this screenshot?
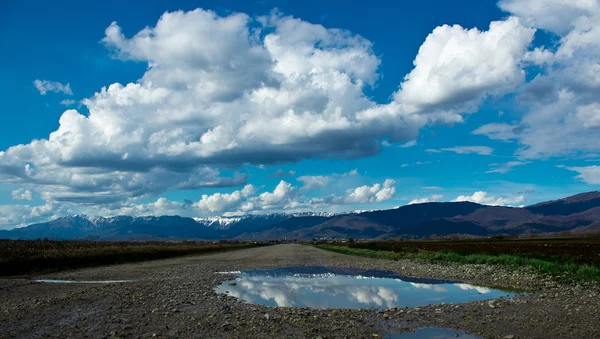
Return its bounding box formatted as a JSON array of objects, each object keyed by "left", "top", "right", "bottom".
[
  {"left": 454, "top": 191, "right": 525, "bottom": 206},
  {"left": 4, "top": 10, "right": 416, "bottom": 206},
  {"left": 345, "top": 179, "right": 396, "bottom": 204},
  {"left": 257, "top": 180, "right": 297, "bottom": 209},
  {"left": 476, "top": 1, "right": 600, "bottom": 159},
  {"left": 1, "top": 9, "right": 540, "bottom": 223},
  {"left": 561, "top": 165, "right": 600, "bottom": 184},
  {"left": 409, "top": 194, "right": 444, "bottom": 205},
  {"left": 400, "top": 140, "right": 417, "bottom": 148},
  {"left": 60, "top": 99, "right": 76, "bottom": 106},
  {"left": 193, "top": 178, "right": 396, "bottom": 214},
  {"left": 439, "top": 146, "right": 494, "bottom": 155},
  {"left": 33, "top": 80, "right": 73, "bottom": 95},
  {"left": 394, "top": 16, "right": 534, "bottom": 117},
  {"left": 297, "top": 175, "right": 330, "bottom": 190},
  {"left": 11, "top": 188, "right": 32, "bottom": 201},
  {"left": 498, "top": 0, "right": 599, "bottom": 34},
  {"left": 196, "top": 187, "right": 249, "bottom": 213},
  {"left": 0, "top": 203, "right": 68, "bottom": 229},
  {"left": 486, "top": 161, "right": 529, "bottom": 174}
]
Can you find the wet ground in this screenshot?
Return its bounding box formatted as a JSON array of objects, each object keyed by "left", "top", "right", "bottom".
[{"left": 1, "top": 244, "right": 599, "bottom": 338}]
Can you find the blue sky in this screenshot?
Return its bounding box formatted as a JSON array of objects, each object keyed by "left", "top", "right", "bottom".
[{"left": 0, "top": 0, "right": 599, "bottom": 228}]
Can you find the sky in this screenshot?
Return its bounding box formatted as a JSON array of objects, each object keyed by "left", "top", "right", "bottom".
[{"left": 0, "top": 0, "right": 599, "bottom": 229}]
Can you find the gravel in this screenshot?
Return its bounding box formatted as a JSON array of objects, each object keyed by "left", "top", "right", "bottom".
[{"left": 0, "top": 244, "right": 599, "bottom": 338}]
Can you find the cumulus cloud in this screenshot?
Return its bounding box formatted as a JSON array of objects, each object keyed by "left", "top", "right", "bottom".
[
  {"left": 409, "top": 194, "right": 444, "bottom": 205},
  {"left": 454, "top": 191, "right": 525, "bottom": 206},
  {"left": 498, "top": 0, "right": 599, "bottom": 34},
  {"left": 477, "top": 1, "right": 600, "bottom": 159},
  {"left": 33, "top": 80, "right": 73, "bottom": 95},
  {"left": 193, "top": 178, "right": 396, "bottom": 214},
  {"left": 394, "top": 16, "right": 534, "bottom": 118},
  {"left": 0, "top": 9, "right": 536, "bottom": 208},
  {"left": 0, "top": 8, "right": 545, "bottom": 227},
  {"left": 439, "top": 146, "right": 494, "bottom": 155},
  {"left": 344, "top": 179, "right": 396, "bottom": 204},
  {"left": 0, "top": 176, "right": 397, "bottom": 229},
  {"left": 11, "top": 189, "right": 32, "bottom": 201},
  {"left": 196, "top": 186, "right": 253, "bottom": 213},
  {"left": 3, "top": 10, "right": 407, "bottom": 206},
  {"left": 0, "top": 203, "right": 66, "bottom": 229},
  {"left": 560, "top": 165, "right": 600, "bottom": 184}
]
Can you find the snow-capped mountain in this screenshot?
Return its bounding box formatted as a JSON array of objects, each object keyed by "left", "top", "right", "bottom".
[
  {"left": 4, "top": 191, "right": 600, "bottom": 240},
  {"left": 194, "top": 212, "right": 350, "bottom": 230},
  {"left": 193, "top": 216, "right": 242, "bottom": 229},
  {"left": 0, "top": 211, "right": 352, "bottom": 240}
]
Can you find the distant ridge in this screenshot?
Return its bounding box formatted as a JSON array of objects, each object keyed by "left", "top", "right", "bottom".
[{"left": 2, "top": 191, "right": 600, "bottom": 240}]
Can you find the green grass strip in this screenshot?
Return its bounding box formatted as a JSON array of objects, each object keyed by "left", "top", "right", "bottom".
[{"left": 312, "top": 244, "right": 600, "bottom": 282}]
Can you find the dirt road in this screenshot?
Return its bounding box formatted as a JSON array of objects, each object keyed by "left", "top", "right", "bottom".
[{"left": 1, "top": 244, "right": 598, "bottom": 338}]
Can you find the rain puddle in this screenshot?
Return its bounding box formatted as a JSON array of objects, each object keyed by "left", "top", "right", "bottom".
[
  {"left": 387, "top": 327, "right": 481, "bottom": 338},
  {"left": 215, "top": 266, "right": 514, "bottom": 309},
  {"left": 34, "top": 279, "right": 134, "bottom": 284}
]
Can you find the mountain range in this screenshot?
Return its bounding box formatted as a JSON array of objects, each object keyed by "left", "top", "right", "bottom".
[{"left": 2, "top": 191, "right": 600, "bottom": 241}]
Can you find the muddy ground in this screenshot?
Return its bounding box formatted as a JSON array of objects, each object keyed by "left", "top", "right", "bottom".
[{"left": 1, "top": 244, "right": 598, "bottom": 338}]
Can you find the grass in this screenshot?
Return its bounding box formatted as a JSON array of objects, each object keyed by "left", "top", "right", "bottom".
[
  {"left": 313, "top": 243, "right": 600, "bottom": 282},
  {"left": 0, "top": 239, "right": 266, "bottom": 277}
]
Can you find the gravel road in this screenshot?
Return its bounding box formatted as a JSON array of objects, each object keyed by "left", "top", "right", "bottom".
[{"left": 1, "top": 244, "right": 599, "bottom": 338}]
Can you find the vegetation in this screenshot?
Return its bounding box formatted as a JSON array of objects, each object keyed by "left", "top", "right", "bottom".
[
  {"left": 346, "top": 237, "right": 600, "bottom": 266},
  {"left": 0, "top": 239, "right": 265, "bottom": 277},
  {"left": 313, "top": 239, "right": 600, "bottom": 282}
]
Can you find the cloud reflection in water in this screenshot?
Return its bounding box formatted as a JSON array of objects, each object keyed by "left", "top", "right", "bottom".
[{"left": 216, "top": 268, "right": 512, "bottom": 309}]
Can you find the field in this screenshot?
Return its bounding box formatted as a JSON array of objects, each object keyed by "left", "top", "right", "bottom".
[
  {"left": 2, "top": 244, "right": 600, "bottom": 338},
  {"left": 314, "top": 237, "right": 600, "bottom": 281},
  {"left": 0, "top": 239, "right": 265, "bottom": 277}
]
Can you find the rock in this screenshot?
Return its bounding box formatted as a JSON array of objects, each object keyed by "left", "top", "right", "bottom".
[
  {"left": 228, "top": 282, "right": 237, "bottom": 286},
  {"left": 264, "top": 314, "right": 270, "bottom": 321},
  {"left": 503, "top": 335, "right": 516, "bottom": 339}
]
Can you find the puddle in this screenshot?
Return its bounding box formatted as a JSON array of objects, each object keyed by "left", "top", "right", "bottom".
[
  {"left": 387, "top": 327, "right": 481, "bottom": 339},
  {"left": 215, "top": 266, "right": 514, "bottom": 309},
  {"left": 34, "top": 279, "right": 134, "bottom": 284}
]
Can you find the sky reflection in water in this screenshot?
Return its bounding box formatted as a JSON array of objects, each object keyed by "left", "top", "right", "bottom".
[
  {"left": 215, "top": 266, "right": 513, "bottom": 309},
  {"left": 386, "top": 327, "right": 482, "bottom": 339}
]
